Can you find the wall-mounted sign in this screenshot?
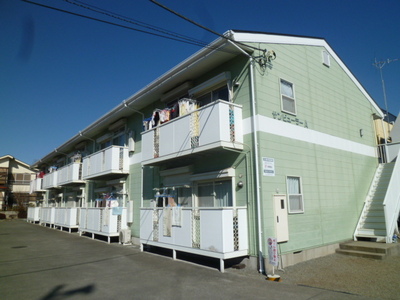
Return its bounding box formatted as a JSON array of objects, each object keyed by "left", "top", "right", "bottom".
[
  {"left": 262, "top": 157, "right": 275, "bottom": 176},
  {"left": 272, "top": 111, "right": 308, "bottom": 128}
]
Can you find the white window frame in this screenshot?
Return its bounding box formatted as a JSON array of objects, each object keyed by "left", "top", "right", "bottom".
[
  {"left": 280, "top": 78, "right": 297, "bottom": 115},
  {"left": 189, "top": 72, "right": 232, "bottom": 104},
  {"left": 286, "top": 176, "right": 304, "bottom": 213},
  {"left": 191, "top": 168, "right": 236, "bottom": 208}
]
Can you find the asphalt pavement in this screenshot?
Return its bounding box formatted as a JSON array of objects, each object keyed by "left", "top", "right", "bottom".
[{"left": 0, "top": 219, "right": 374, "bottom": 300}]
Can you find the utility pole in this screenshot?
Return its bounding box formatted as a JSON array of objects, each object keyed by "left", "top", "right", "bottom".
[{"left": 373, "top": 58, "right": 399, "bottom": 123}]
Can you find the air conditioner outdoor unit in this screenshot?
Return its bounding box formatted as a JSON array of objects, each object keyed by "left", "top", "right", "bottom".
[{"left": 119, "top": 228, "right": 131, "bottom": 245}]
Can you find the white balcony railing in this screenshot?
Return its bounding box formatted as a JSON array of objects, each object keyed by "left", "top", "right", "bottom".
[
  {"left": 79, "top": 207, "right": 128, "bottom": 243},
  {"left": 54, "top": 207, "right": 80, "bottom": 232},
  {"left": 57, "top": 163, "right": 83, "bottom": 186},
  {"left": 82, "top": 146, "right": 129, "bottom": 180},
  {"left": 140, "top": 207, "right": 248, "bottom": 272},
  {"left": 30, "top": 178, "right": 44, "bottom": 193},
  {"left": 27, "top": 207, "right": 40, "bottom": 223},
  {"left": 141, "top": 100, "right": 243, "bottom": 164},
  {"left": 42, "top": 172, "right": 59, "bottom": 189},
  {"left": 40, "top": 207, "right": 55, "bottom": 226}
]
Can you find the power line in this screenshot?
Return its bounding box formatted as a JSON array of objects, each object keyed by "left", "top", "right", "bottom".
[
  {"left": 61, "top": 0, "right": 209, "bottom": 47},
  {"left": 149, "top": 0, "right": 265, "bottom": 53},
  {"left": 21, "top": 0, "right": 211, "bottom": 48},
  {"left": 21, "top": 0, "right": 242, "bottom": 55}
]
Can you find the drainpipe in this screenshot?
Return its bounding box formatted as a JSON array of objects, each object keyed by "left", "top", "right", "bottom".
[
  {"left": 228, "top": 40, "right": 264, "bottom": 274},
  {"left": 79, "top": 131, "right": 96, "bottom": 153},
  {"left": 123, "top": 100, "right": 145, "bottom": 121}
]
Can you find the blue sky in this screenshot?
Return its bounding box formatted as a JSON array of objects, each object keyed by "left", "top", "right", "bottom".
[{"left": 1, "top": 0, "right": 400, "bottom": 165}]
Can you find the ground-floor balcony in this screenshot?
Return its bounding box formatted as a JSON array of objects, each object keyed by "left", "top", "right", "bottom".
[
  {"left": 141, "top": 100, "right": 243, "bottom": 165},
  {"left": 57, "top": 163, "right": 84, "bottom": 186},
  {"left": 140, "top": 207, "right": 248, "bottom": 272},
  {"left": 40, "top": 207, "right": 55, "bottom": 227},
  {"left": 27, "top": 207, "right": 40, "bottom": 223},
  {"left": 30, "top": 178, "right": 44, "bottom": 193},
  {"left": 82, "top": 146, "right": 129, "bottom": 180},
  {"left": 54, "top": 207, "right": 80, "bottom": 232},
  {"left": 42, "top": 172, "right": 59, "bottom": 189},
  {"left": 79, "top": 207, "right": 128, "bottom": 243}
]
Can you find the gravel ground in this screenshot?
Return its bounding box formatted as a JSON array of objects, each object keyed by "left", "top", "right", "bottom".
[{"left": 229, "top": 253, "right": 400, "bottom": 299}]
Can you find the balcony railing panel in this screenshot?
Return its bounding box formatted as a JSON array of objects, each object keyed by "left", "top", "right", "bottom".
[
  {"left": 79, "top": 207, "right": 127, "bottom": 243},
  {"left": 142, "top": 101, "right": 243, "bottom": 164},
  {"left": 42, "top": 172, "right": 59, "bottom": 189},
  {"left": 82, "top": 146, "right": 129, "bottom": 180},
  {"left": 140, "top": 207, "right": 248, "bottom": 261},
  {"left": 57, "top": 163, "right": 83, "bottom": 185},
  {"left": 30, "top": 178, "right": 44, "bottom": 193},
  {"left": 54, "top": 208, "right": 79, "bottom": 231},
  {"left": 27, "top": 207, "right": 40, "bottom": 223},
  {"left": 40, "top": 207, "right": 55, "bottom": 226}
]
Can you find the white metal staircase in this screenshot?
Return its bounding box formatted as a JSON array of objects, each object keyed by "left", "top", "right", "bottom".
[
  {"left": 354, "top": 147, "right": 400, "bottom": 243},
  {"left": 354, "top": 163, "right": 394, "bottom": 241}
]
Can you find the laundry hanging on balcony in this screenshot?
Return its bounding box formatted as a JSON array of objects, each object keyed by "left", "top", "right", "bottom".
[{"left": 142, "top": 99, "right": 200, "bottom": 131}]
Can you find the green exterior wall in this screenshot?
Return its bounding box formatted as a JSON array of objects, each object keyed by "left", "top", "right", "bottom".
[{"left": 237, "top": 42, "right": 381, "bottom": 257}]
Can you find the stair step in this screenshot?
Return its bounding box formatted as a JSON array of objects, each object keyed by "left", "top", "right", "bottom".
[
  {"left": 336, "top": 248, "right": 386, "bottom": 260},
  {"left": 357, "top": 229, "right": 387, "bottom": 236},
  {"left": 361, "top": 223, "right": 386, "bottom": 230},
  {"left": 364, "top": 211, "right": 384, "bottom": 217},
  {"left": 340, "top": 241, "right": 387, "bottom": 254},
  {"left": 361, "top": 217, "right": 385, "bottom": 223}
]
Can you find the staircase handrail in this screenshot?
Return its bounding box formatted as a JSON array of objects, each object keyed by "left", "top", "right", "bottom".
[{"left": 383, "top": 147, "right": 400, "bottom": 243}]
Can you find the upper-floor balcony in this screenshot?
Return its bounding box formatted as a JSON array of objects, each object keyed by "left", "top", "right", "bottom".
[
  {"left": 57, "top": 162, "right": 84, "bottom": 186},
  {"left": 82, "top": 145, "right": 129, "bottom": 180},
  {"left": 141, "top": 100, "right": 243, "bottom": 165},
  {"left": 30, "top": 178, "right": 44, "bottom": 193},
  {"left": 42, "top": 172, "right": 59, "bottom": 189}
]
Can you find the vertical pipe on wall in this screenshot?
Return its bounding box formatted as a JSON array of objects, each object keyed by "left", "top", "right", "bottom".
[
  {"left": 227, "top": 40, "right": 264, "bottom": 274},
  {"left": 249, "top": 59, "right": 264, "bottom": 274}
]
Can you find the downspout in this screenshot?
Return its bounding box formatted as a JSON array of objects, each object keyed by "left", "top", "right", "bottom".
[
  {"left": 228, "top": 40, "right": 264, "bottom": 274},
  {"left": 79, "top": 131, "right": 96, "bottom": 153}
]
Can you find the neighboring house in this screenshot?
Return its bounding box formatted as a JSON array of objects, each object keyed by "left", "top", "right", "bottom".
[
  {"left": 0, "top": 155, "right": 38, "bottom": 210},
  {"left": 30, "top": 31, "right": 400, "bottom": 273}
]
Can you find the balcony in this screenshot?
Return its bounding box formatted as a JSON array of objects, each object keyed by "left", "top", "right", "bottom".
[
  {"left": 79, "top": 207, "right": 128, "bottom": 243},
  {"left": 140, "top": 207, "right": 248, "bottom": 272},
  {"left": 141, "top": 100, "right": 243, "bottom": 165},
  {"left": 40, "top": 207, "right": 55, "bottom": 227},
  {"left": 82, "top": 146, "right": 129, "bottom": 180},
  {"left": 27, "top": 207, "right": 40, "bottom": 223},
  {"left": 57, "top": 162, "right": 84, "bottom": 186},
  {"left": 54, "top": 207, "right": 80, "bottom": 232},
  {"left": 30, "top": 178, "right": 44, "bottom": 193},
  {"left": 42, "top": 172, "right": 59, "bottom": 189}
]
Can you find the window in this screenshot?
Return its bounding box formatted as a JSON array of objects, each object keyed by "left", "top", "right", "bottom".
[
  {"left": 176, "top": 187, "right": 192, "bottom": 207},
  {"left": 197, "top": 85, "right": 229, "bottom": 106},
  {"left": 99, "top": 127, "right": 126, "bottom": 149},
  {"left": 287, "top": 176, "right": 304, "bottom": 213},
  {"left": 280, "top": 79, "right": 296, "bottom": 115},
  {"left": 10, "top": 173, "right": 32, "bottom": 185},
  {"left": 197, "top": 180, "right": 232, "bottom": 207}
]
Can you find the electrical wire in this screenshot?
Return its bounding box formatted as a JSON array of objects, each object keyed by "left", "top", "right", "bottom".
[
  {"left": 149, "top": 0, "right": 265, "bottom": 53},
  {"left": 61, "top": 0, "right": 208, "bottom": 47},
  {"left": 21, "top": 0, "right": 243, "bottom": 55},
  {"left": 21, "top": 0, "right": 210, "bottom": 48}
]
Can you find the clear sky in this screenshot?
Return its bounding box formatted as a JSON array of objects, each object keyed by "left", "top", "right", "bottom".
[{"left": 1, "top": 0, "right": 399, "bottom": 165}]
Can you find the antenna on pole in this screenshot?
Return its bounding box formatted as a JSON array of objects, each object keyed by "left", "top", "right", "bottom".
[{"left": 373, "top": 58, "right": 399, "bottom": 123}]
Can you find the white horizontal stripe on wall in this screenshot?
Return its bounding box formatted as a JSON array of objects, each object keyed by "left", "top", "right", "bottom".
[{"left": 243, "top": 115, "right": 376, "bottom": 157}]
